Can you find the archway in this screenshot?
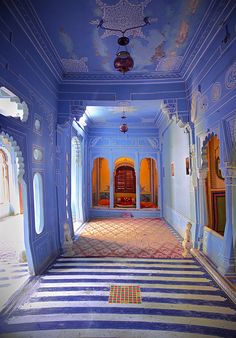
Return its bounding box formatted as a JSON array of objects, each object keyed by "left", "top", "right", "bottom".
[
  {"left": 0, "top": 86, "right": 28, "bottom": 122},
  {"left": 0, "top": 131, "right": 32, "bottom": 309},
  {"left": 204, "top": 135, "right": 226, "bottom": 235},
  {"left": 92, "top": 157, "right": 110, "bottom": 207},
  {"left": 140, "top": 157, "right": 158, "bottom": 209},
  {"left": 114, "top": 157, "right": 136, "bottom": 208}
]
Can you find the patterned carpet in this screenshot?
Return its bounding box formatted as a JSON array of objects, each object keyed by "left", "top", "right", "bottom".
[
  {"left": 1, "top": 257, "right": 235, "bottom": 338},
  {"left": 73, "top": 218, "right": 184, "bottom": 258}
]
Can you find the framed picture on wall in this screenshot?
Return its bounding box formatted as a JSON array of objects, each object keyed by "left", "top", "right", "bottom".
[
  {"left": 185, "top": 157, "right": 190, "bottom": 175},
  {"left": 171, "top": 161, "right": 174, "bottom": 176}
]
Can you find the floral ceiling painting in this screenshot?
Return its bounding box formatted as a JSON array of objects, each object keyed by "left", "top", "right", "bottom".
[{"left": 31, "top": 0, "right": 210, "bottom": 75}]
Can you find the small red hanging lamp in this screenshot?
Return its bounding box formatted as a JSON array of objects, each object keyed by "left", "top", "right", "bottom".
[
  {"left": 114, "top": 36, "right": 134, "bottom": 74},
  {"left": 119, "top": 109, "right": 128, "bottom": 133}
]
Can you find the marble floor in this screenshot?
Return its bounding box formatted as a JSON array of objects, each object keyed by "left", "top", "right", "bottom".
[
  {"left": 0, "top": 215, "right": 29, "bottom": 311},
  {"left": 72, "top": 218, "right": 183, "bottom": 258},
  {"left": 0, "top": 256, "right": 236, "bottom": 338}
]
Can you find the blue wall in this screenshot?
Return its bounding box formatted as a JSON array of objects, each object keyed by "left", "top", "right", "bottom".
[
  {"left": 0, "top": 0, "right": 60, "bottom": 274},
  {"left": 161, "top": 119, "right": 196, "bottom": 240}
]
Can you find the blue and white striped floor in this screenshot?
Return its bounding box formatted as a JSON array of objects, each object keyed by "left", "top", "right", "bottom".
[{"left": 0, "top": 257, "right": 236, "bottom": 338}]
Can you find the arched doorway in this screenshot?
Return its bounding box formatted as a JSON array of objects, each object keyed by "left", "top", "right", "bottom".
[
  {"left": 140, "top": 157, "right": 158, "bottom": 209},
  {"left": 0, "top": 132, "right": 31, "bottom": 309},
  {"left": 205, "top": 135, "right": 226, "bottom": 235},
  {"left": 92, "top": 157, "right": 110, "bottom": 207},
  {"left": 71, "top": 137, "right": 83, "bottom": 233},
  {"left": 114, "top": 157, "right": 136, "bottom": 208}
]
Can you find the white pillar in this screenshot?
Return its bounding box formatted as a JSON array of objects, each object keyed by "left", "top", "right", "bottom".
[
  {"left": 197, "top": 168, "right": 208, "bottom": 250},
  {"left": 135, "top": 160, "right": 140, "bottom": 209},
  {"left": 109, "top": 159, "right": 114, "bottom": 208},
  {"left": 220, "top": 165, "right": 236, "bottom": 274}
]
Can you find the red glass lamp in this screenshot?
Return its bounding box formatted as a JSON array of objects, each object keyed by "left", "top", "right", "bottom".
[{"left": 119, "top": 110, "right": 128, "bottom": 133}]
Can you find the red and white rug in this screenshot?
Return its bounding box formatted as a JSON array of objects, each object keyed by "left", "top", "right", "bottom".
[{"left": 73, "top": 218, "right": 184, "bottom": 258}]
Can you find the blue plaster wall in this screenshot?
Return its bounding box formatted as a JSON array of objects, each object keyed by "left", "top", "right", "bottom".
[
  {"left": 185, "top": 3, "right": 236, "bottom": 272},
  {"left": 0, "top": 0, "right": 60, "bottom": 274},
  {"left": 56, "top": 121, "right": 89, "bottom": 247},
  {"left": 161, "top": 120, "right": 196, "bottom": 240}
]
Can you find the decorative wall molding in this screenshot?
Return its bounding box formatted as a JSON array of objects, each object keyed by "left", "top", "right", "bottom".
[
  {"left": 225, "top": 61, "right": 236, "bottom": 90},
  {"left": 9, "top": 0, "right": 63, "bottom": 80},
  {"left": 147, "top": 137, "right": 159, "bottom": 150},
  {"left": 32, "top": 145, "right": 43, "bottom": 162},
  {"left": 33, "top": 114, "right": 42, "bottom": 135},
  {"left": 89, "top": 137, "right": 102, "bottom": 148},
  {"left": 211, "top": 82, "right": 222, "bottom": 101},
  {"left": 88, "top": 136, "right": 158, "bottom": 149},
  {"left": 62, "top": 71, "right": 182, "bottom": 82},
  {"left": 182, "top": 0, "right": 232, "bottom": 78},
  {"left": 58, "top": 104, "right": 86, "bottom": 125}
]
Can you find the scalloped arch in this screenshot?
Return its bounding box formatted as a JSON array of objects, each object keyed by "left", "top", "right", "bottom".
[
  {"left": 201, "top": 131, "right": 218, "bottom": 169},
  {"left": 0, "top": 131, "right": 25, "bottom": 181},
  {"left": 0, "top": 86, "right": 29, "bottom": 122}
]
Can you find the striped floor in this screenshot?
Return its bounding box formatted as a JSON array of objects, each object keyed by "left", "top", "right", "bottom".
[{"left": 0, "top": 257, "right": 236, "bottom": 338}]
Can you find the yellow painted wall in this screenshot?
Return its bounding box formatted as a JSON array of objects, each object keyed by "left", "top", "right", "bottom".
[
  {"left": 99, "top": 158, "right": 110, "bottom": 192},
  {"left": 206, "top": 136, "right": 226, "bottom": 228},
  {"left": 92, "top": 158, "right": 98, "bottom": 206},
  {"left": 140, "top": 158, "right": 151, "bottom": 193}
]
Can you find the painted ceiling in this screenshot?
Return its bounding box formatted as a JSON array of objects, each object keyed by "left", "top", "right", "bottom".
[
  {"left": 85, "top": 100, "right": 161, "bottom": 128},
  {"left": 30, "top": 0, "right": 211, "bottom": 75}
]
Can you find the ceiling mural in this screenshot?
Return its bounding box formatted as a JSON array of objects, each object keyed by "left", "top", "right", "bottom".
[
  {"left": 31, "top": 0, "right": 210, "bottom": 75},
  {"left": 85, "top": 100, "right": 161, "bottom": 127}
]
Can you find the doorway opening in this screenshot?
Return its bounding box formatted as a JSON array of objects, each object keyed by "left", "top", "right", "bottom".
[
  {"left": 114, "top": 157, "right": 136, "bottom": 208},
  {"left": 140, "top": 157, "right": 158, "bottom": 209},
  {"left": 205, "top": 135, "right": 226, "bottom": 235},
  {"left": 92, "top": 157, "right": 110, "bottom": 208},
  {"left": 0, "top": 132, "right": 30, "bottom": 309}
]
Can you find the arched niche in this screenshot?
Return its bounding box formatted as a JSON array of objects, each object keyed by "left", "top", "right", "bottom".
[
  {"left": 114, "top": 157, "right": 136, "bottom": 208},
  {"left": 203, "top": 134, "right": 226, "bottom": 235},
  {"left": 92, "top": 157, "right": 110, "bottom": 207},
  {"left": 33, "top": 172, "right": 44, "bottom": 234},
  {"left": 140, "top": 157, "right": 158, "bottom": 209},
  {"left": 0, "top": 86, "right": 29, "bottom": 122}
]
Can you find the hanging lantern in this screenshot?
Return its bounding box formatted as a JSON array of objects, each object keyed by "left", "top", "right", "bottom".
[
  {"left": 119, "top": 110, "right": 128, "bottom": 133},
  {"left": 120, "top": 122, "right": 128, "bottom": 133},
  {"left": 114, "top": 51, "right": 134, "bottom": 74},
  {"left": 97, "top": 16, "right": 150, "bottom": 75}
]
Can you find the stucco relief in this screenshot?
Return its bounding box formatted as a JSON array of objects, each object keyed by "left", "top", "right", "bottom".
[
  {"left": 33, "top": 147, "right": 43, "bottom": 162},
  {"left": 89, "top": 137, "right": 102, "bottom": 147},
  {"left": 200, "top": 94, "right": 209, "bottom": 113},
  {"left": 211, "top": 82, "right": 222, "bottom": 101},
  {"left": 228, "top": 116, "right": 236, "bottom": 149},
  {"left": 225, "top": 61, "right": 236, "bottom": 89},
  {"left": 92, "top": 0, "right": 153, "bottom": 39},
  {"left": 147, "top": 137, "right": 159, "bottom": 149}
]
